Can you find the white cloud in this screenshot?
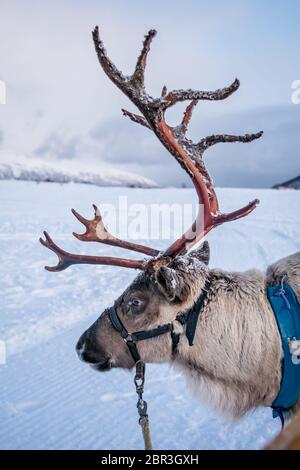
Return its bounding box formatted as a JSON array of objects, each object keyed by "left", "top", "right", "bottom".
[{"left": 0, "top": 0, "right": 299, "bottom": 187}]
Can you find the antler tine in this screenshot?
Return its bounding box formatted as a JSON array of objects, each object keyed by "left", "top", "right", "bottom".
[
  {"left": 161, "top": 78, "right": 240, "bottom": 111},
  {"left": 93, "top": 26, "right": 156, "bottom": 103},
  {"left": 93, "top": 26, "right": 240, "bottom": 119},
  {"left": 131, "top": 29, "right": 157, "bottom": 90},
  {"left": 215, "top": 198, "right": 260, "bottom": 225},
  {"left": 164, "top": 197, "right": 260, "bottom": 256},
  {"left": 122, "top": 109, "right": 151, "bottom": 129},
  {"left": 72, "top": 205, "right": 159, "bottom": 257},
  {"left": 39, "top": 231, "right": 76, "bottom": 272},
  {"left": 39, "top": 231, "right": 146, "bottom": 272},
  {"left": 161, "top": 85, "right": 167, "bottom": 97},
  {"left": 197, "top": 131, "right": 264, "bottom": 154},
  {"left": 181, "top": 100, "right": 198, "bottom": 133},
  {"left": 92, "top": 26, "right": 127, "bottom": 88}
]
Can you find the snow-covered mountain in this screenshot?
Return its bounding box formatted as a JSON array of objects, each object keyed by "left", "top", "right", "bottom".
[
  {"left": 0, "top": 156, "right": 157, "bottom": 188},
  {"left": 273, "top": 175, "right": 300, "bottom": 190}
]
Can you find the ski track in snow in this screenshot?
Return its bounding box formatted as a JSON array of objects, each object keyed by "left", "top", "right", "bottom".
[{"left": 0, "top": 180, "right": 300, "bottom": 450}]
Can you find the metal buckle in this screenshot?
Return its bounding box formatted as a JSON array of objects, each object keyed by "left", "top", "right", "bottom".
[
  {"left": 124, "top": 333, "right": 133, "bottom": 343},
  {"left": 134, "top": 360, "right": 145, "bottom": 389}
]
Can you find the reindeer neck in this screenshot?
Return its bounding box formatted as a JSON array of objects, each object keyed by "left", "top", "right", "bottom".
[{"left": 172, "top": 267, "right": 282, "bottom": 417}]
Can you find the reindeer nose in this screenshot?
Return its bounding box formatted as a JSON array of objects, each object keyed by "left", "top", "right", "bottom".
[{"left": 76, "top": 332, "right": 104, "bottom": 364}]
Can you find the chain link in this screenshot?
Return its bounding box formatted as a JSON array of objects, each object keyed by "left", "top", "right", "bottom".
[{"left": 134, "top": 361, "right": 153, "bottom": 450}]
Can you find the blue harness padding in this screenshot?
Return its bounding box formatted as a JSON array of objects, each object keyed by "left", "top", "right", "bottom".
[{"left": 267, "top": 278, "right": 300, "bottom": 425}]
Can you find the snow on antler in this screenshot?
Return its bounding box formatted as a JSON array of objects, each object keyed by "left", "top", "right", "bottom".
[
  {"left": 40, "top": 27, "right": 263, "bottom": 271},
  {"left": 92, "top": 26, "right": 263, "bottom": 255}
]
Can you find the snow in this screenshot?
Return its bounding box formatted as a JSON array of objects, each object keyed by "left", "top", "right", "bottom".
[
  {"left": 0, "top": 155, "right": 157, "bottom": 188},
  {"left": 0, "top": 180, "right": 300, "bottom": 450}
]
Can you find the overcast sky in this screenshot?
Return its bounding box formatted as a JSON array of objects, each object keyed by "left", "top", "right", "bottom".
[{"left": 0, "top": 0, "right": 299, "bottom": 187}]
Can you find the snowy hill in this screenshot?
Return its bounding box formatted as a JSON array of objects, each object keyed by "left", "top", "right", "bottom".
[
  {"left": 273, "top": 174, "right": 300, "bottom": 190},
  {"left": 0, "top": 180, "right": 300, "bottom": 450},
  {"left": 0, "top": 156, "right": 157, "bottom": 188}
]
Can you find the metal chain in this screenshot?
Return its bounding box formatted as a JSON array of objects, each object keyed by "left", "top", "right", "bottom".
[{"left": 134, "top": 361, "right": 153, "bottom": 450}]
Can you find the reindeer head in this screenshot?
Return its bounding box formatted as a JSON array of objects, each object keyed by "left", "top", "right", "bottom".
[
  {"left": 75, "top": 243, "right": 210, "bottom": 371},
  {"left": 40, "top": 27, "right": 262, "bottom": 372}
]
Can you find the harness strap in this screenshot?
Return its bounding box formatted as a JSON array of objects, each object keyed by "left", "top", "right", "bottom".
[
  {"left": 108, "top": 306, "right": 128, "bottom": 339},
  {"left": 132, "top": 324, "right": 173, "bottom": 342},
  {"left": 184, "top": 278, "right": 211, "bottom": 346},
  {"left": 171, "top": 323, "right": 181, "bottom": 353},
  {"left": 272, "top": 406, "right": 287, "bottom": 430},
  {"left": 108, "top": 275, "right": 212, "bottom": 364},
  {"left": 268, "top": 273, "right": 300, "bottom": 428},
  {"left": 125, "top": 340, "right": 140, "bottom": 364},
  {"left": 107, "top": 275, "right": 211, "bottom": 450}
]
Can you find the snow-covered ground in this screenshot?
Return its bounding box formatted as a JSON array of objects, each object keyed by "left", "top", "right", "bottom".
[
  {"left": 0, "top": 180, "right": 299, "bottom": 450},
  {"left": 0, "top": 155, "right": 157, "bottom": 188}
]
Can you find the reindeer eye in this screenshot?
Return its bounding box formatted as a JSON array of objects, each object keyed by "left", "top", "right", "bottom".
[{"left": 131, "top": 298, "right": 140, "bottom": 307}]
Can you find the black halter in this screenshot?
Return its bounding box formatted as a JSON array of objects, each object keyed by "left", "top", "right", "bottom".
[{"left": 107, "top": 277, "right": 211, "bottom": 364}]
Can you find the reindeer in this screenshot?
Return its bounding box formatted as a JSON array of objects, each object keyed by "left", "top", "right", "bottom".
[{"left": 40, "top": 27, "right": 300, "bottom": 419}]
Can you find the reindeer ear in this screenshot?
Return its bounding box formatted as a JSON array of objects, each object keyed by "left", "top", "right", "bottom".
[
  {"left": 155, "top": 266, "right": 189, "bottom": 302},
  {"left": 191, "top": 241, "right": 210, "bottom": 265}
]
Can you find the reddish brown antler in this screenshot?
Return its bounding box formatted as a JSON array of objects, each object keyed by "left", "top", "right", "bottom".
[
  {"left": 71, "top": 204, "right": 158, "bottom": 257},
  {"left": 39, "top": 203, "right": 158, "bottom": 272},
  {"left": 39, "top": 231, "right": 146, "bottom": 272},
  {"left": 93, "top": 26, "right": 263, "bottom": 256},
  {"left": 40, "top": 27, "right": 263, "bottom": 273}
]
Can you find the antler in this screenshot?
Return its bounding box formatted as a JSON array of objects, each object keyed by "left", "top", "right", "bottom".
[
  {"left": 39, "top": 231, "right": 146, "bottom": 272},
  {"left": 39, "top": 202, "right": 159, "bottom": 272},
  {"left": 40, "top": 26, "right": 263, "bottom": 273},
  {"left": 93, "top": 26, "right": 263, "bottom": 256},
  {"left": 71, "top": 204, "right": 158, "bottom": 257}
]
